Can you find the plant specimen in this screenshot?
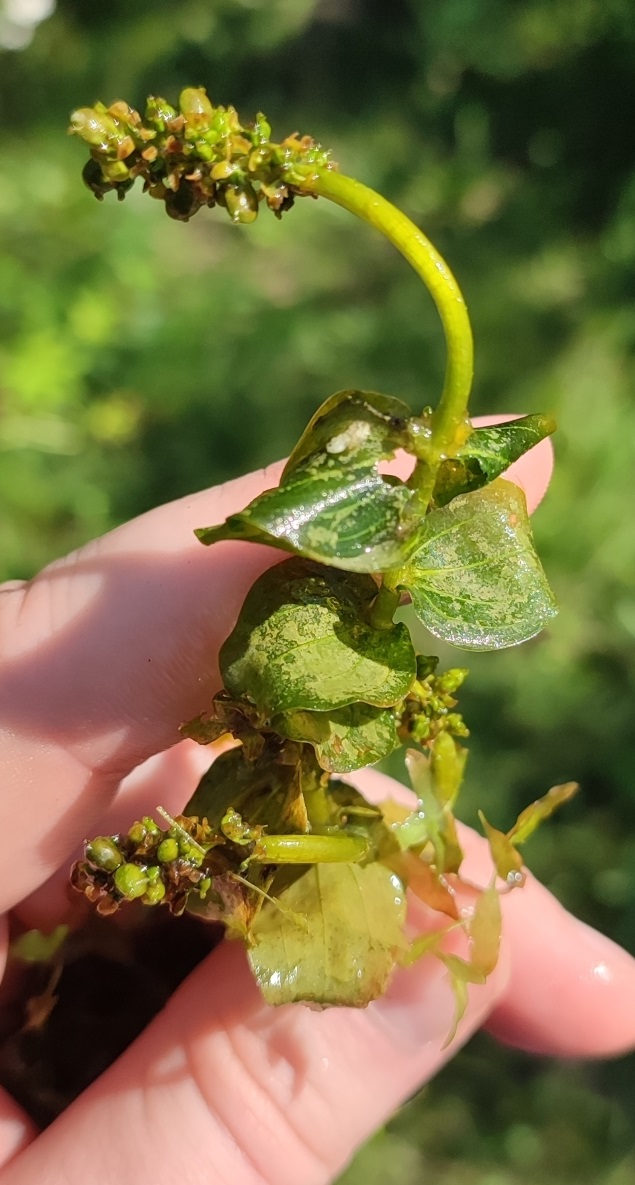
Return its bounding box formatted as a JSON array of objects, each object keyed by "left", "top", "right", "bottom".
[{"left": 68, "top": 88, "right": 575, "bottom": 1033}]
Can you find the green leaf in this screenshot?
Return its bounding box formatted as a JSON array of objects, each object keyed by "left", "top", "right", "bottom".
[
  {"left": 440, "top": 953, "right": 487, "bottom": 1048},
  {"left": 468, "top": 885, "right": 502, "bottom": 977},
  {"left": 274, "top": 702, "right": 399, "bottom": 772},
  {"left": 184, "top": 745, "right": 309, "bottom": 835},
  {"left": 403, "top": 747, "right": 465, "bottom": 874},
  {"left": 400, "top": 479, "right": 558, "bottom": 650},
  {"left": 11, "top": 925, "right": 69, "bottom": 964},
  {"left": 195, "top": 389, "right": 424, "bottom": 572},
  {"left": 283, "top": 388, "right": 411, "bottom": 473},
  {"left": 248, "top": 862, "right": 407, "bottom": 1007},
  {"left": 478, "top": 811, "right": 525, "bottom": 885},
  {"left": 508, "top": 781, "right": 579, "bottom": 846},
  {"left": 433, "top": 415, "right": 556, "bottom": 507},
  {"left": 220, "top": 558, "right": 416, "bottom": 715},
  {"left": 430, "top": 731, "right": 468, "bottom": 808}
]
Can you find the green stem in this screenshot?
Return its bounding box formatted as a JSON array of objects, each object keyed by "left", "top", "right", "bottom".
[
  {"left": 253, "top": 833, "right": 369, "bottom": 864},
  {"left": 368, "top": 581, "right": 401, "bottom": 629},
  {"left": 292, "top": 167, "right": 474, "bottom": 510}
]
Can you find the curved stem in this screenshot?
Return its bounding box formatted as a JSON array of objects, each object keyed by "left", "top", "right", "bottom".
[{"left": 292, "top": 167, "right": 474, "bottom": 508}]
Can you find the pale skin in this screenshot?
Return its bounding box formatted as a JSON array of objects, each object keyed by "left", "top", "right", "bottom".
[{"left": 0, "top": 424, "right": 634, "bottom": 1185}]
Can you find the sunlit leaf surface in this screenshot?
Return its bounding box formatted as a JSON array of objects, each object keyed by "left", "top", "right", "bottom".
[
  {"left": 275, "top": 702, "right": 399, "bottom": 772},
  {"left": 249, "top": 862, "right": 407, "bottom": 1006},
  {"left": 508, "top": 781, "right": 579, "bottom": 846},
  {"left": 400, "top": 479, "right": 558, "bottom": 650},
  {"left": 220, "top": 557, "right": 416, "bottom": 714},
  {"left": 433, "top": 415, "right": 556, "bottom": 507},
  {"left": 195, "top": 389, "right": 425, "bottom": 572}
]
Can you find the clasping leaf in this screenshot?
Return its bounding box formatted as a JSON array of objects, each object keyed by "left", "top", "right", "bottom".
[
  {"left": 220, "top": 557, "right": 416, "bottom": 715},
  {"left": 274, "top": 702, "right": 399, "bottom": 772},
  {"left": 400, "top": 479, "right": 557, "bottom": 650}
]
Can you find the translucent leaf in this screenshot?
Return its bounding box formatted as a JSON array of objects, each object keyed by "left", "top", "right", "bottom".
[
  {"left": 439, "top": 953, "right": 486, "bottom": 1047},
  {"left": 404, "top": 748, "right": 465, "bottom": 874},
  {"left": 400, "top": 927, "right": 447, "bottom": 968},
  {"left": 433, "top": 415, "right": 556, "bottom": 507},
  {"left": 184, "top": 745, "right": 309, "bottom": 835},
  {"left": 274, "top": 702, "right": 399, "bottom": 772},
  {"left": 468, "top": 885, "right": 502, "bottom": 976},
  {"left": 391, "top": 851, "right": 459, "bottom": 918},
  {"left": 400, "top": 479, "right": 558, "bottom": 650},
  {"left": 508, "top": 781, "right": 579, "bottom": 846},
  {"left": 431, "top": 732, "right": 468, "bottom": 808},
  {"left": 220, "top": 558, "right": 416, "bottom": 715},
  {"left": 195, "top": 389, "right": 424, "bottom": 572},
  {"left": 248, "top": 862, "right": 407, "bottom": 1006},
  {"left": 478, "top": 811, "right": 525, "bottom": 886}
]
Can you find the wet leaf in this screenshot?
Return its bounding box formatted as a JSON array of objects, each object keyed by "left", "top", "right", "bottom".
[
  {"left": 283, "top": 388, "right": 412, "bottom": 474},
  {"left": 274, "top": 702, "right": 399, "bottom": 772},
  {"left": 391, "top": 851, "right": 459, "bottom": 918},
  {"left": 404, "top": 748, "right": 465, "bottom": 874},
  {"left": 478, "top": 812, "right": 525, "bottom": 885},
  {"left": 184, "top": 745, "right": 309, "bottom": 835},
  {"left": 400, "top": 479, "right": 558, "bottom": 650},
  {"left": 440, "top": 953, "right": 486, "bottom": 1047},
  {"left": 195, "top": 390, "right": 424, "bottom": 572},
  {"left": 508, "top": 781, "right": 579, "bottom": 846},
  {"left": 433, "top": 415, "right": 556, "bottom": 507},
  {"left": 468, "top": 885, "right": 502, "bottom": 976},
  {"left": 248, "top": 862, "right": 407, "bottom": 1006},
  {"left": 431, "top": 732, "right": 468, "bottom": 808},
  {"left": 220, "top": 558, "right": 416, "bottom": 715}
]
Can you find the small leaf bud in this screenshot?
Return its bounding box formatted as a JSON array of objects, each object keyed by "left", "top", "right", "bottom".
[
  {"left": 223, "top": 182, "right": 259, "bottom": 224},
  {"left": 143, "top": 880, "right": 166, "bottom": 905},
  {"left": 113, "top": 863, "right": 149, "bottom": 900},
  {"left": 157, "top": 837, "right": 179, "bottom": 863},
  {"left": 85, "top": 837, "right": 123, "bottom": 872},
  {"left": 179, "top": 87, "right": 214, "bottom": 120}
]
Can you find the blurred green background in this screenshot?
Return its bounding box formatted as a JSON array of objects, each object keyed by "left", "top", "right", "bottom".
[{"left": 1, "top": 0, "right": 634, "bottom": 1180}]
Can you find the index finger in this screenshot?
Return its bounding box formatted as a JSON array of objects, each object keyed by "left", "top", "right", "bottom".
[{"left": 0, "top": 426, "right": 553, "bottom": 910}]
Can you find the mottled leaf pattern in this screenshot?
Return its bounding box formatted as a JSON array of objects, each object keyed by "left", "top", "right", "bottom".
[
  {"left": 274, "top": 702, "right": 399, "bottom": 772},
  {"left": 283, "top": 388, "right": 412, "bottom": 474},
  {"left": 195, "top": 389, "right": 424, "bottom": 571},
  {"left": 248, "top": 862, "right": 407, "bottom": 1006},
  {"left": 401, "top": 479, "right": 558, "bottom": 650},
  {"left": 433, "top": 415, "right": 556, "bottom": 507},
  {"left": 220, "top": 558, "right": 416, "bottom": 715}
]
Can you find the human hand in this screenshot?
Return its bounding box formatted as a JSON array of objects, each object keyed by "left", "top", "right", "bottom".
[{"left": 0, "top": 427, "right": 634, "bottom": 1185}]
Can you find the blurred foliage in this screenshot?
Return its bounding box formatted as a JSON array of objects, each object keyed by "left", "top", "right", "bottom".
[{"left": 1, "top": 0, "right": 634, "bottom": 1181}]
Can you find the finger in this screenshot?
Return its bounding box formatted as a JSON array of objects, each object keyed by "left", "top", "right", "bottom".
[
  {"left": 0, "top": 1091, "right": 34, "bottom": 1172},
  {"left": 0, "top": 917, "right": 508, "bottom": 1185},
  {"left": 354, "top": 767, "right": 635, "bottom": 1059},
  {"left": 0, "top": 424, "right": 552, "bottom": 911}
]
